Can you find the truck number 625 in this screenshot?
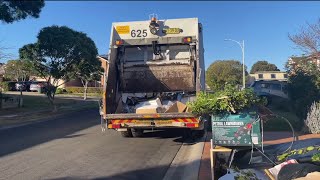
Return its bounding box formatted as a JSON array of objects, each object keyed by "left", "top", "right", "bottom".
[{"left": 131, "top": 29, "right": 147, "bottom": 37}]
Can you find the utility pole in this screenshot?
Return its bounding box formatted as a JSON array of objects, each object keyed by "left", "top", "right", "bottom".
[{"left": 224, "top": 39, "right": 246, "bottom": 89}]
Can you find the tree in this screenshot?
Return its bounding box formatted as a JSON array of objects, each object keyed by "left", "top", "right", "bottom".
[
  {"left": 250, "top": 60, "right": 280, "bottom": 74},
  {"left": 4, "top": 59, "right": 34, "bottom": 107},
  {"left": 4, "top": 59, "right": 34, "bottom": 81},
  {"left": 287, "top": 69, "right": 320, "bottom": 122},
  {"left": 206, "top": 60, "right": 248, "bottom": 91},
  {"left": 0, "top": 0, "right": 45, "bottom": 24},
  {"left": 19, "top": 25, "right": 98, "bottom": 110},
  {"left": 289, "top": 18, "right": 320, "bottom": 58},
  {"left": 72, "top": 32, "right": 102, "bottom": 100},
  {"left": 287, "top": 18, "right": 320, "bottom": 123},
  {"left": 77, "top": 63, "right": 102, "bottom": 100}
]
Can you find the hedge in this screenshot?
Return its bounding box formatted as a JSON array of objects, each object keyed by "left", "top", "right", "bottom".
[
  {"left": 65, "top": 86, "right": 103, "bottom": 94},
  {"left": 0, "top": 82, "right": 10, "bottom": 92}
]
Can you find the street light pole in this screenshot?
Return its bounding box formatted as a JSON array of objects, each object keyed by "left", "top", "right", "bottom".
[{"left": 224, "top": 39, "right": 246, "bottom": 89}]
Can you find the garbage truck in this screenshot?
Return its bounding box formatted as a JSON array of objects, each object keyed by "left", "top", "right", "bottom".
[{"left": 100, "top": 16, "right": 206, "bottom": 138}]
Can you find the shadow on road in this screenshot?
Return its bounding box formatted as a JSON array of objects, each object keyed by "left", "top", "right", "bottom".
[
  {"left": 142, "top": 129, "right": 185, "bottom": 143},
  {"left": 0, "top": 108, "right": 99, "bottom": 157},
  {"left": 62, "top": 133, "right": 86, "bottom": 139},
  {"left": 44, "top": 159, "right": 200, "bottom": 180},
  {"left": 138, "top": 129, "right": 206, "bottom": 144}
]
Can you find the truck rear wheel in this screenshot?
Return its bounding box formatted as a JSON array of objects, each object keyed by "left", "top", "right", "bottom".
[
  {"left": 132, "top": 129, "right": 144, "bottom": 137},
  {"left": 121, "top": 129, "right": 133, "bottom": 138}
]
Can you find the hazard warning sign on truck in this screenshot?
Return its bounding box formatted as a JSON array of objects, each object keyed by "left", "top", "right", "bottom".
[{"left": 116, "top": 25, "right": 130, "bottom": 34}]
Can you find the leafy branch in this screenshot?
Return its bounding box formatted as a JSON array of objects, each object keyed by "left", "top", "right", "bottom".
[{"left": 188, "top": 85, "right": 265, "bottom": 116}]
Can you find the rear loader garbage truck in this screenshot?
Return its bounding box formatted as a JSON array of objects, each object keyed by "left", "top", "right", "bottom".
[{"left": 100, "top": 16, "right": 206, "bottom": 138}]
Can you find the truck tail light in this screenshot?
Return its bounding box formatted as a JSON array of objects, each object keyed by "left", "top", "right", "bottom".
[
  {"left": 112, "top": 124, "right": 121, "bottom": 128},
  {"left": 115, "top": 40, "right": 124, "bottom": 46},
  {"left": 186, "top": 123, "right": 199, "bottom": 128},
  {"left": 183, "top": 37, "right": 192, "bottom": 43}
]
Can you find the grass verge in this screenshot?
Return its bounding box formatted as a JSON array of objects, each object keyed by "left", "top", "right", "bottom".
[{"left": 0, "top": 92, "right": 99, "bottom": 127}]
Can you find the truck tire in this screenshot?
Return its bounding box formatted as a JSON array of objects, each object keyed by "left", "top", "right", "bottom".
[
  {"left": 121, "top": 129, "right": 133, "bottom": 138},
  {"left": 131, "top": 129, "right": 144, "bottom": 137}
]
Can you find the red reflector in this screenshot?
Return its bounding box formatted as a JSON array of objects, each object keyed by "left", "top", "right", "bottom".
[
  {"left": 186, "top": 123, "right": 196, "bottom": 127},
  {"left": 112, "top": 124, "right": 121, "bottom": 128}
]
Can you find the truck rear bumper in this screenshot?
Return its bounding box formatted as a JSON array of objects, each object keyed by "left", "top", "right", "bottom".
[
  {"left": 102, "top": 113, "right": 205, "bottom": 131},
  {"left": 105, "top": 117, "right": 204, "bottom": 130}
]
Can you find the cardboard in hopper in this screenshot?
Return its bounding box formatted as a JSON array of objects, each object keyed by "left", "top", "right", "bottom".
[
  {"left": 135, "top": 98, "right": 165, "bottom": 114},
  {"left": 164, "top": 101, "right": 187, "bottom": 113},
  {"left": 136, "top": 106, "right": 165, "bottom": 114}
]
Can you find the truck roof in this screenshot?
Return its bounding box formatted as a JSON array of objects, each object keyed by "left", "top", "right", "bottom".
[{"left": 111, "top": 17, "right": 199, "bottom": 25}]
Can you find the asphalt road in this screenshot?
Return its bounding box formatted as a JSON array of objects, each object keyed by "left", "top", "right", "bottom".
[{"left": 0, "top": 108, "right": 184, "bottom": 180}]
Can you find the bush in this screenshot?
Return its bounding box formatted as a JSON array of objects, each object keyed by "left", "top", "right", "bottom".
[
  {"left": 305, "top": 101, "right": 320, "bottom": 134},
  {"left": 288, "top": 70, "right": 320, "bottom": 120},
  {"left": 65, "top": 86, "right": 102, "bottom": 94},
  {"left": 0, "top": 82, "right": 10, "bottom": 92},
  {"left": 55, "top": 88, "right": 65, "bottom": 94}
]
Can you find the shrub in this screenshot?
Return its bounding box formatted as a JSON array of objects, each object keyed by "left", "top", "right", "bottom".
[
  {"left": 65, "top": 86, "right": 102, "bottom": 94},
  {"left": 305, "top": 101, "right": 320, "bottom": 134},
  {"left": 288, "top": 70, "right": 320, "bottom": 120},
  {"left": 0, "top": 82, "right": 10, "bottom": 92},
  {"left": 55, "top": 88, "right": 64, "bottom": 94}
]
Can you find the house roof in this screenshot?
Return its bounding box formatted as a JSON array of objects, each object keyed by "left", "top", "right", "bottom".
[
  {"left": 289, "top": 53, "right": 320, "bottom": 62},
  {"left": 254, "top": 71, "right": 287, "bottom": 74}
]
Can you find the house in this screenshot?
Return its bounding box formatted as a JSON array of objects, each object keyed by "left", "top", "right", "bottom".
[
  {"left": 287, "top": 54, "right": 320, "bottom": 74},
  {"left": 98, "top": 55, "right": 109, "bottom": 87},
  {"left": 248, "top": 71, "right": 288, "bottom": 85}
]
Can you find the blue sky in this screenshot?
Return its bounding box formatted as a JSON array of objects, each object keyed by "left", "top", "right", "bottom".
[{"left": 1, "top": 1, "right": 320, "bottom": 70}]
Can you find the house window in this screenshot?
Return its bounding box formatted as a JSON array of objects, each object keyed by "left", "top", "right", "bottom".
[
  {"left": 258, "top": 74, "right": 263, "bottom": 79},
  {"left": 284, "top": 74, "right": 288, "bottom": 78},
  {"left": 271, "top": 74, "right": 276, "bottom": 78}
]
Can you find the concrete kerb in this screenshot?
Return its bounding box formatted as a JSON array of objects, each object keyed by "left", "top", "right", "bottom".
[{"left": 163, "top": 131, "right": 207, "bottom": 180}]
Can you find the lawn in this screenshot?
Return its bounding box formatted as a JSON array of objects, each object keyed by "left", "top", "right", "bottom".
[{"left": 0, "top": 92, "right": 99, "bottom": 127}]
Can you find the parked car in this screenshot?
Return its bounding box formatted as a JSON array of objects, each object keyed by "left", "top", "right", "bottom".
[
  {"left": 15, "top": 81, "right": 32, "bottom": 91},
  {"left": 30, "top": 81, "right": 47, "bottom": 93},
  {"left": 7, "top": 81, "right": 16, "bottom": 91},
  {"left": 250, "top": 80, "right": 288, "bottom": 106},
  {"left": 15, "top": 82, "right": 27, "bottom": 91}
]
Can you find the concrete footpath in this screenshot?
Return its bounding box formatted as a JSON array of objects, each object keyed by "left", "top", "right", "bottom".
[{"left": 163, "top": 133, "right": 206, "bottom": 180}]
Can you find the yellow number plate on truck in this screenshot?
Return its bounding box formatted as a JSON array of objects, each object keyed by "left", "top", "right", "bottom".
[
  {"left": 155, "top": 120, "right": 172, "bottom": 126},
  {"left": 134, "top": 120, "right": 152, "bottom": 125},
  {"left": 165, "top": 28, "right": 181, "bottom": 34}
]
